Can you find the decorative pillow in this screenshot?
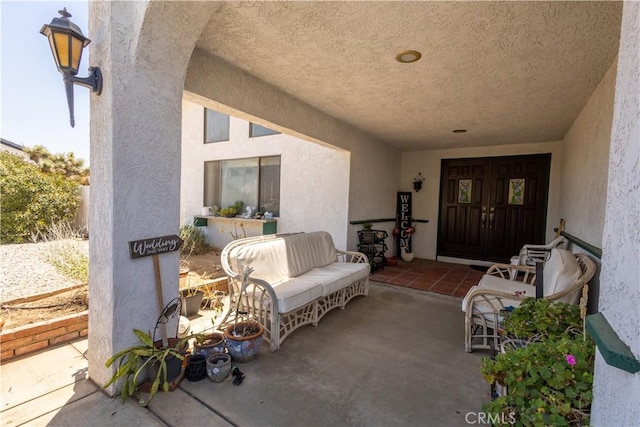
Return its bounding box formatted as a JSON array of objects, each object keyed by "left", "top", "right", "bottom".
[{"left": 542, "top": 249, "right": 581, "bottom": 298}]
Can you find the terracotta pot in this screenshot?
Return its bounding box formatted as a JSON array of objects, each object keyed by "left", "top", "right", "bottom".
[
  {"left": 179, "top": 268, "right": 189, "bottom": 289},
  {"left": 385, "top": 257, "right": 398, "bottom": 266}
]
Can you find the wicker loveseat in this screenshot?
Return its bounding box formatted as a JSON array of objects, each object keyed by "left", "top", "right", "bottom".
[
  {"left": 462, "top": 249, "right": 596, "bottom": 353},
  {"left": 219, "top": 231, "right": 370, "bottom": 351}
]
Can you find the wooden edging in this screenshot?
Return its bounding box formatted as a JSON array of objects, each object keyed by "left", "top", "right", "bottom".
[{"left": 1, "top": 283, "right": 87, "bottom": 307}]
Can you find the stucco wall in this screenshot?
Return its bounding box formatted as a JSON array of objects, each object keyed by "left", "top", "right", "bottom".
[
  {"left": 184, "top": 49, "right": 400, "bottom": 251},
  {"left": 592, "top": 1, "right": 640, "bottom": 424},
  {"left": 89, "top": 1, "right": 215, "bottom": 392},
  {"left": 560, "top": 60, "right": 617, "bottom": 249},
  {"left": 181, "top": 99, "right": 351, "bottom": 250},
  {"left": 400, "top": 141, "right": 564, "bottom": 260}
]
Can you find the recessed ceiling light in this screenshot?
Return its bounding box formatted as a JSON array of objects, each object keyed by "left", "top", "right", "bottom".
[
  {"left": 395, "top": 50, "right": 421, "bottom": 63},
  {"left": 452, "top": 129, "right": 467, "bottom": 133}
]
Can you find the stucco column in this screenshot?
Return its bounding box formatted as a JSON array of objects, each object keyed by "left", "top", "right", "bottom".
[
  {"left": 592, "top": 1, "right": 640, "bottom": 424},
  {"left": 88, "top": 1, "right": 214, "bottom": 393}
]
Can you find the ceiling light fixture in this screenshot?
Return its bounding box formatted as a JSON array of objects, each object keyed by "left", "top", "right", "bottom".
[
  {"left": 395, "top": 50, "right": 421, "bottom": 64},
  {"left": 452, "top": 129, "right": 467, "bottom": 133}
]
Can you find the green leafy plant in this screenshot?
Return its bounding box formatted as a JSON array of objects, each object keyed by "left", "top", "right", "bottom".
[
  {"left": 0, "top": 152, "right": 79, "bottom": 243},
  {"left": 362, "top": 222, "right": 372, "bottom": 231},
  {"left": 104, "top": 329, "right": 192, "bottom": 406},
  {"left": 481, "top": 336, "right": 595, "bottom": 426},
  {"left": 218, "top": 200, "right": 244, "bottom": 218},
  {"left": 502, "top": 297, "right": 582, "bottom": 340},
  {"left": 481, "top": 297, "right": 594, "bottom": 426}
]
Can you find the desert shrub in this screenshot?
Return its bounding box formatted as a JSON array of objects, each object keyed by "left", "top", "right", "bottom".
[
  {"left": 180, "top": 224, "right": 211, "bottom": 256},
  {"left": 0, "top": 152, "right": 79, "bottom": 243},
  {"left": 32, "top": 222, "right": 89, "bottom": 283}
]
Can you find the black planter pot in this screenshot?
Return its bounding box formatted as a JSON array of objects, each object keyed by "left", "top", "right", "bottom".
[
  {"left": 185, "top": 354, "right": 207, "bottom": 382},
  {"left": 146, "top": 339, "right": 188, "bottom": 383}
]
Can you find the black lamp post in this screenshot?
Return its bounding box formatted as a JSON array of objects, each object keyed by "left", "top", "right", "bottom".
[{"left": 40, "top": 8, "right": 102, "bottom": 128}]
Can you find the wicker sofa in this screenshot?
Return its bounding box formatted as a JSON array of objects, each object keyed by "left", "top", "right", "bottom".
[{"left": 219, "top": 231, "right": 370, "bottom": 351}]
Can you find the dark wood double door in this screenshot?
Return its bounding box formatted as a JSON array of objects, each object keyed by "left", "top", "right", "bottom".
[{"left": 438, "top": 154, "right": 551, "bottom": 262}]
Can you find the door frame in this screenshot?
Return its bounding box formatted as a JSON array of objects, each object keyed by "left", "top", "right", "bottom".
[{"left": 436, "top": 153, "right": 551, "bottom": 263}]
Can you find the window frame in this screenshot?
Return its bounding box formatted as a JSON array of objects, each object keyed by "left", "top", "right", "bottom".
[
  {"left": 204, "top": 155, "right": 281, "bottom": 216},
  {"left": 204, "top": 108, "right": 230, "bottom": 143},
  {"left": 249, "top": 122, "right": 280, "bottom": 138}
]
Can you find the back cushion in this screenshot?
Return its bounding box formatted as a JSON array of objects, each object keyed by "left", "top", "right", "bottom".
[
  {"left": 232, "top": 238, "right": 291, "bottom": 283},
  {"left": 542, "top": 249, "right": 581, "bottom": 298},
  {"left": 285, "top": 231, "right": 338, "bottom": 277},
  {"left": 230, "top": 231, "right": 338, "bottom": 283}
]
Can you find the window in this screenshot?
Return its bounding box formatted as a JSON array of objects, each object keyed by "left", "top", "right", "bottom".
[
  {"left": 204, "top": 109, "right": 230, "bottom": 143},
  {"left": 249, "top": 122, "right": 280, "bottom": 138},
  {"left": 204, "top": 156, "right": 281, "bottom": 216}
]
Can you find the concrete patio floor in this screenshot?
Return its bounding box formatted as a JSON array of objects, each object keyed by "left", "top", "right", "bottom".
[{"left": 1, "top": 282, "right": 490, "bottom": 426}]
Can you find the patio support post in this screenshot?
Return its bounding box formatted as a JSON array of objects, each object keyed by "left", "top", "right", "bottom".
[{"left": 87, "top": 1, "right": 213, "bottom": 394}]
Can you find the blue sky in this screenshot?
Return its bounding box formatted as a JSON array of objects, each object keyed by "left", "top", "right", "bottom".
[{"left": 1, "top": 1, "right": 90, "bottom": 165}]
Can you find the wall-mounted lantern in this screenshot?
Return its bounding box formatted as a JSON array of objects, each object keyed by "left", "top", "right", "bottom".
[
  {"left": 413, "top": 172, "right": 425, "bottom": 192},
  {"left": 40, "top": 8, "right": 102, "bottom": 128}
]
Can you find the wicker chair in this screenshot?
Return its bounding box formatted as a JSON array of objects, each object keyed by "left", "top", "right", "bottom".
[{"left": 462, "top": 250, "right": 596, "bottom": 353}]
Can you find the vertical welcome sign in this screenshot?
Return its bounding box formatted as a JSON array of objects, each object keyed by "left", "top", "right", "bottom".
[{"left": 396, "top": 192, "right": 412, "bottom": 254}]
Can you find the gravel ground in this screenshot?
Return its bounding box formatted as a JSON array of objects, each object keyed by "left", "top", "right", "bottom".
[{"left": 1, "top": 241, "right": 88, "bottom": 302}]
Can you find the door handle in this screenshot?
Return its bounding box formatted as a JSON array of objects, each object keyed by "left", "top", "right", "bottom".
[
  {"left": 481, "top": 206, "right": 487, "bottom": 228},
  {"left": 489, "top": 207, "right": 495, "bottom": 229}
]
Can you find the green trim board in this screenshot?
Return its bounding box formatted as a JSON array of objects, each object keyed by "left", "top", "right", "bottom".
[
  {"left": 194, "top": 217, "right": 208, "bottom": 227},
  {"left": 350, "top": 219, "right": 429, "bottom": 225},
  {"left": 586, "top": 312, "right": 640, "bottom": 374},
  {"left": 553, "top": 229, "right": 602, "bottom": 258}
]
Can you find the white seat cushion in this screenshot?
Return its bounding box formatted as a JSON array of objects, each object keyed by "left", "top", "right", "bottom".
[
  {"left": 271, "top": 277, "right": 325, "bottom": 313},
  {"left": 311, "top": 262, "right": 370, "bottom": 296},
  {"left": 462, "top": 275, "right": 535, "bottom": 314}
]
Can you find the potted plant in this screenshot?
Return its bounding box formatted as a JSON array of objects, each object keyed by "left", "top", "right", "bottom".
[
  {"left": 193, "top": 331, "right": 225, "bottom": 358},
  {"left": 481, "top": 294, "right": 594, "bottom": 425},
  {"left": 481, "top": 335, "right": 595, "bottom": 425},
  {"left": 180, "top": 286, "right": 204, "bottom": 317},
  {"left": 103, "top": 328, "right": 191, "bottom": 406},
  {"left": 223, "top": 266, "right": 264, "bottom": 362}
]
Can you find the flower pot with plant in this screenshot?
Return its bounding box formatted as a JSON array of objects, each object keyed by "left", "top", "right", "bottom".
[
  {"left": 180, "top": 287, "right": 204, "bottom": 317},
  {"left": 193, "top": 332, "right": 225, "bottom": 358},
  {"left": 481, "top": 290, "right": 594, "bottom": 425},
  {"left": 103, "top": 298, "right": 193, "bottom": 406},
  {"left": 223, "top": 266, "right": 265, "bottom": 362}
]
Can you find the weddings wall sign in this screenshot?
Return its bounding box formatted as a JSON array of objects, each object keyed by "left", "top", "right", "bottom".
[
  {"left": 129, "top": 235, "right": 183, "bottom": 259},
  {"left": 128, "top": 234, "right": 184, "bottom": 345}
]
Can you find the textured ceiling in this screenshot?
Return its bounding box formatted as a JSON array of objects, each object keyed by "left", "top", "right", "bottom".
[{"left": 195, "top": 1, "right": 622, "bottom": 151}]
